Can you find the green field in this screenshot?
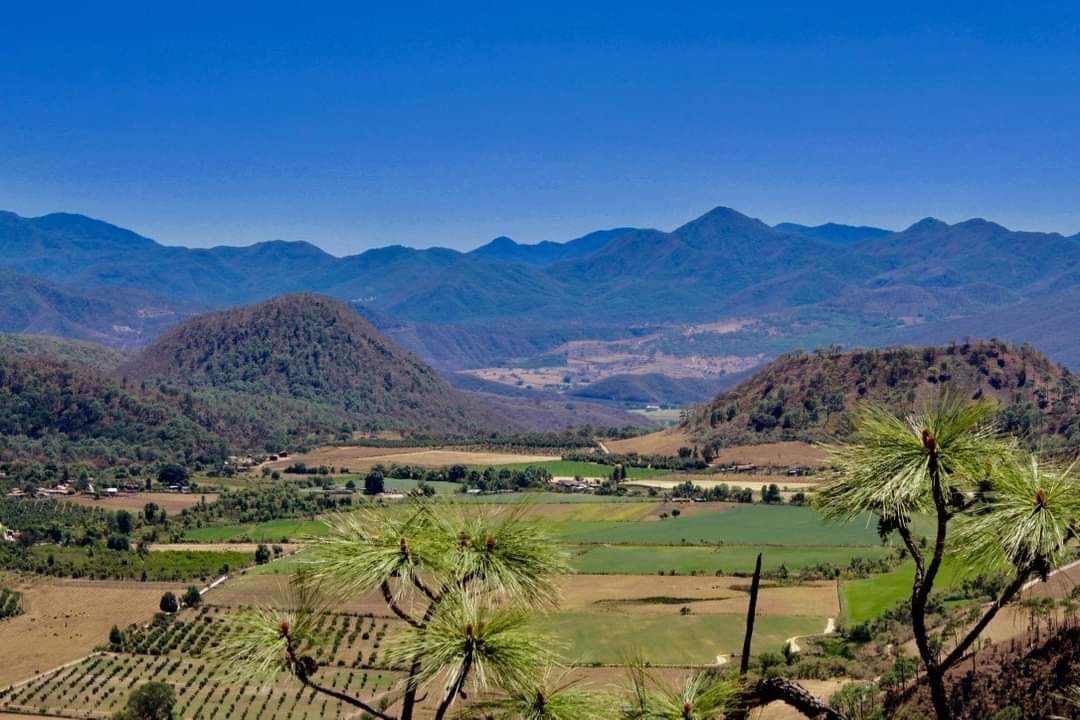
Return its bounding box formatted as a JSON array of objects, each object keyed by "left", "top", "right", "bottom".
[
  {"left": 547, "top": 505, "right": 883, "bottom": 546},
  {"left": 384, "top": 477, "right": 461, "bottom": 494},
  {"left": 14, "top": 545, "right": 253, "bottom": 581},
  {"left": 183, "top": 517, "right": 330, "bottom": 542},
  {"left": 841, "top": 558, "right": 969, "bottom": 624},
  {"left": 539, "top": 612, "right": 825, "bottom": 664},
  {"left": 569, "top": 544, "right": 892, "bottom": 575},
  {"left": 486, "top": 460, "right": 671, "bottom": 479}
]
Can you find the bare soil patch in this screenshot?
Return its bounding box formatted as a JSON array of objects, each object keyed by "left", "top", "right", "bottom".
[
  {"left": 63, "top": 492, "right": 218, "bottom": 514},
  {"left": 0, "top": 574, "right": 181, "bottom": 686}
]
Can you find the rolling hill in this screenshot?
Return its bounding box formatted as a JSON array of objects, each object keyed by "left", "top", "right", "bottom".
[
  {"left": 684, "top": 339, "right": 1080, "bottom": 451},
  {"left": 118, "top": 293, "right": 506, "bottom": 436}
]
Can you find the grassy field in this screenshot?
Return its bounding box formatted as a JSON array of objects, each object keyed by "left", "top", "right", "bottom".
[
  {"left": 546, "top": 505, "right": 882, "bottom": 546},
  {"left": 183, "top": 517, "right": 330, "bottom": 543},
  {"left": 569, "top": 544, "right": 891, "bottom": 575},
  {"left": 538, "top": 612, "right": 826, "bottom": 664},
  {"left": 841, "top": 558, "right": 969, "bottom": 624}
]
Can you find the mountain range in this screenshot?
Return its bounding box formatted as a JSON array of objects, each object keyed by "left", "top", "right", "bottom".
[{"left": 3, "top": 206, "right": 1080, "bottom": 401}]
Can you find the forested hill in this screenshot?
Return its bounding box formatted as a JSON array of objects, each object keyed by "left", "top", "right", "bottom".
[
  {"left": 0, "top": 334, "right": 127, "bottom": 371},
  {"left": 118, "top": 293, "right": 505, "bottom": 436},
  {"left": 0, "top": 354, "right": 227, "bottom": 466},
  {"left": 684, "top": 340, "right": 1080, "bottom": 451}
]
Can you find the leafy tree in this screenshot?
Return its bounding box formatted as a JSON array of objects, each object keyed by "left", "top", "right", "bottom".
[
  {"left": 112, "top": 681, "right": 176, "bottom": 720},
  {"left": 817, "top": 393, "right": 1080, "bottom": 720},
  {"left": 363, "top": 470, "right": 385, "bottom": 496},
  {"left": 216, "top": 500, "right": 589, "bottom": 720},
  {"left": 158, "top": 591, "right": 179, "bottom": 614},
  {"left": 109, "top": 624, "right": 124, "bottom": 649},
  {"left": 254, "top": 544, "right": 271, "bottom": 565},
  {"left": 182, "top": 585, "right": 202, "bottom": 608},
  {"left": 143, "top": 502, "right": 160, "bottom": 523},
  {"left": 157, "top": 463, "right": 189, "bottom": 486},
  {"left": 116, "top": 510, "right": 133, "bottom": 535},
  {"left": 107, "top": 534, "right": 130, "bottom": 551}
]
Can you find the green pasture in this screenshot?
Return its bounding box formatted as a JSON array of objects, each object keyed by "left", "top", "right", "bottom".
[
  {"left": 568, "top": 544, "right": 892, "bottom": 575},
  {"left": 384, "top": 477, "right": 462, "bottom": 494},
  {"left": 547, "top": 505, "right": 883, "bottom": 546},
  {"left": 841, "top": 558, "right": 969, "bottom": 624},
  {"left": 183, "top": 517, "right": 330, "bottom": 542},
  {"left": 539, "top": 612, "right": 825, "bottom": 665}
]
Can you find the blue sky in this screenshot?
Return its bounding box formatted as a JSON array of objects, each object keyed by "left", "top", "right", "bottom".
[{"left": 3, "top": 2, "right": 1080, "bottom": 254}]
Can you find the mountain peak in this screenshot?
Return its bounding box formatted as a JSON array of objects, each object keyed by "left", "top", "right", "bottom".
[
  {"left": 673, "top": 205, "right": 773, "bottom": 239},
  {"left": 905, "top": 217, "right": 950, "bottom": 232}
]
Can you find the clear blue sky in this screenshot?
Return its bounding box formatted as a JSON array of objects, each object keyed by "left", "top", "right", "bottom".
[{"left": 4, "top": 2, "right": 1080, "bottom": 254}]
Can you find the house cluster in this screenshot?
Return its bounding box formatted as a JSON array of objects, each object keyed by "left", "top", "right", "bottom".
[
  {"left": 711, "top": 463, "right": 759, "bottom": 473},
  {"left": 551, "top": 476, "right": 603, "bottom": 493}
]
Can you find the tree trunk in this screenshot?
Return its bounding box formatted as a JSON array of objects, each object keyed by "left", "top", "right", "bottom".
[
  {"left": 748, "top": 678, "right": 849, "bottom": 720},
  {"left": 739, "top": 552, "right": 763, "bottom": 675}
]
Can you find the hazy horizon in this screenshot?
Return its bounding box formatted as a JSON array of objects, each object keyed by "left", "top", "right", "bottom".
[{"left": 6, "top": 3, "right": 1080, "bottom": 253}]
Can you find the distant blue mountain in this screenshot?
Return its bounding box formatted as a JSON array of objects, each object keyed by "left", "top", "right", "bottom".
[
  {"left": 4, "top": 205, "right": 1080, "bottom": 367},
  {"left": 774, "top": 221, "right": 893, "bottom": 245},
  {"left": 469, "top": 228, "right": 636, "bottom": 265}
]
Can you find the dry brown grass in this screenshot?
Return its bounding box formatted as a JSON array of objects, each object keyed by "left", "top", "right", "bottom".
[
  {"left": 627, "top": 474, "right": 822, "bottom": 492},
  {"left": 555, "top": 575, "right": 839, "bottom": 617},
  {"left": 63, "top": 492, "right": 218, "bottom": 514},
  {"left": 0, "top": 574, "right": 181, "bottom": 686},
  {"left": 711, "top": 442, "right": 827, "bottom": 467},
  {"left": 203, "top": 574, "right": 392, "bottom": 614},
  {"left": 606, "top": 428, "right": 695, "bottom": 456},
  {"left": 263, "top": 446, "right": 558, "bottom": 471}
]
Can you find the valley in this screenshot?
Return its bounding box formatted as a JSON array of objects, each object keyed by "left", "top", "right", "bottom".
[{"left": 2, "top": 211, "right": 1079, "bottom": 720}]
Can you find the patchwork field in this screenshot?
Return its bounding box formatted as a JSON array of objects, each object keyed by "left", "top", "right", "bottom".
[{"left": 2, "top": 491, "right": 912, "bottom": 718}]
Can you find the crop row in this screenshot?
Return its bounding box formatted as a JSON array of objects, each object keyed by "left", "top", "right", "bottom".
[{"left": 0, "top": 653, "right": 403, "bottom": 720}]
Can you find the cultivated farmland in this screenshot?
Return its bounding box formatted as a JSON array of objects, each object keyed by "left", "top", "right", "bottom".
[{"left": 0, "top": 575, "right": 182, "bottom": 687}]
